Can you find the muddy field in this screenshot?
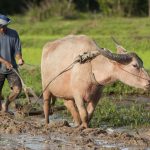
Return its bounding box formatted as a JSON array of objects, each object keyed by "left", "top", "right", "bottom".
[{"left": 0, "top": 110, "right": 150, "bottom": 150}]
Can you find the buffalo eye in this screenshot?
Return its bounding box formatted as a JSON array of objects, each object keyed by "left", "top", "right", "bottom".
[{"left": 133, "top": 64, "right": 139, "bottom": 69}]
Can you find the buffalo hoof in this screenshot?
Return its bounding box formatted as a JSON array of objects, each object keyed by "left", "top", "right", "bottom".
[{"left": 76, "top": 123, "right": 88, "bottom": 131}]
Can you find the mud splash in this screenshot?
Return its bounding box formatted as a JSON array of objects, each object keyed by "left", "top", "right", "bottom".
[{"left": 0, "top": 111, "right": 150, "bottom": 150}]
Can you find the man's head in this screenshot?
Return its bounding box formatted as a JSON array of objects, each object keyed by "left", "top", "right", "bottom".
[{"left": 0, "top": 14, "right": 11, "bottom": 33}]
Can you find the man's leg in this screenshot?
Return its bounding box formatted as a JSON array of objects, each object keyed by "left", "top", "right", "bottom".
[
  {"left": 3, "top": 70, "right": 22, "bottom": 112},
  {"left": 0, "top": 73, "right": 5, "bottom": 111}
]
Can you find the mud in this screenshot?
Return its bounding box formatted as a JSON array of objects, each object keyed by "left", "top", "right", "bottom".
[{"left": 0, "top": 112, "right": 150, "bottom": 150}]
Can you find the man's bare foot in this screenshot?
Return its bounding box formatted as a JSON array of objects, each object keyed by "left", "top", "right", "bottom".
[
  {"left": 1, "top": 103, "right": 14, "bottom": 115},
  {"left": 2, "top": 102, "right": 8, "bottom": 112}
]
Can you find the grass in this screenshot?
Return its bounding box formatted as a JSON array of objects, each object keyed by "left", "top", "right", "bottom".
[
  {"left": 90, "top": 98, "right": 150, "bottom": 128},
  {"left": 22, "top": 48, "right": 42, "bottom": 65}
]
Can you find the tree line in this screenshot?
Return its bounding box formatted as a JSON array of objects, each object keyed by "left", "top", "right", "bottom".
[{"left": 0, "top": 0, "right": 150, "bottom": 17}]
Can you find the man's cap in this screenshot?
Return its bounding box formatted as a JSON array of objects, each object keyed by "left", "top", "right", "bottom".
[{"left": 0, "top": 14, "right": 11, "bottom": 27}]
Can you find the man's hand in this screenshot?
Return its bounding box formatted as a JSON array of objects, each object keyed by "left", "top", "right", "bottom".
[
  {"left": 18, "top": 59, "right": 24, "bottom": 66},
  {"left": 4, "top": 61, "right": 13, "bottom": 70}
]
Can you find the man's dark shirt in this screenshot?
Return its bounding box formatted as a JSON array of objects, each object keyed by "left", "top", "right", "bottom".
[{"left": 0, "top": 28, "right": 21, "bottom": 74}]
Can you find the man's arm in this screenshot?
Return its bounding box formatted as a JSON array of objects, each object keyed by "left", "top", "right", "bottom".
[
  {"left": 14, "top": 31, "right": 24, "bottom": 66},
  {"left": 16, "top": 53, "right": 24, "bottom": 65},
  {"left": 0, "top": 56, "right": 13, "bottom": 70}
]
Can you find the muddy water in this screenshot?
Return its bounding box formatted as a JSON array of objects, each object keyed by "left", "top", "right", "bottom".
[
  {"left": 0, "top": 134, "right": 50, "bottom": 150},
  {"left": 0, "top": 127, "right": 150, "bottom": 150},
  {"left": 0, "top": 133, "right": 138, "bottom": 150},
  {"left": 0, "top": 96, "right": 150, "bottom": 150}
]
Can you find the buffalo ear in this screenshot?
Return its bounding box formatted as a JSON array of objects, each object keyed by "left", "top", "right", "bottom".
[
  {"left": 116, "top": 45, "right": 127, "bottom": 54},
  {"left": 111, "top": 36, "right": 127, "bottom": 54}
]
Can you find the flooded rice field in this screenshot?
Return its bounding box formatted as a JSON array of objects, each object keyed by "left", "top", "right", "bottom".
[{"left": 0, "top": 96, "right": 150, "bottom": 150}]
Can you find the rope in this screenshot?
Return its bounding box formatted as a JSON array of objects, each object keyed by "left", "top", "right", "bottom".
[
  {"left": 39, "top": 58, "right": 80, "bottom": 98},
  {"left": 119, "top": 66, "right": 150, "bottom": 81},
  {"left": 11, "top": 68, "right": 26, "bottom": 88},
  {"left": 11, "top": 68, "right": 37, "bottom": 106}
]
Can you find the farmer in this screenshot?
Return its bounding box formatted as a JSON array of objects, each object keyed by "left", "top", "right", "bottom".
[{"left": 0, "top": 14, "right": 24, "bottom": 113}]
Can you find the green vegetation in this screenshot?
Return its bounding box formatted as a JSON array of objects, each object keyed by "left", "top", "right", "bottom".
[
  {"left": 90, "top": 98, "right": 150, "bottom": 127},
  {"left": 1, "top": 0, "right": 149, "bottom": 17}
]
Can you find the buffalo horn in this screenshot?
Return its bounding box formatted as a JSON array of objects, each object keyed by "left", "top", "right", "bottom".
[
  {"left": 111, "top": 36, "right": 127, "bottom": 53},
  {"left": 97, "top": 48, "right": 132, "bottom": 63},
  {"left": 111, "top": 36, "right": 121, "bottom": 47}
]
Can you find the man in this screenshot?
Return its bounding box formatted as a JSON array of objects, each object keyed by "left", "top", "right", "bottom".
[{"left": 0, "top": 14, "right": 24, "bottom": 112}]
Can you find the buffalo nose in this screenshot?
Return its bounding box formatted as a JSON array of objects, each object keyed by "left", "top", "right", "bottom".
[{"left": 148, "top": 80, "right": 150, "bottom": 85}]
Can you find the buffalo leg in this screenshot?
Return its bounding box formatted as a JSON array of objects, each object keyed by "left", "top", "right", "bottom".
[
  {"left": 51, "top": 95, "right": 56, "bottom": 106},
  {"left": 86, "top": 89, "right": 102, "bottom": 123},
  {"left": 64, "top": 99, "right": 81, "bottom": 127},
  {"left": 86, "top": 99, "right": 99, "bottom": 123},
  {"left": 43, "top": 90, "right": 51, "bottom": 124},
  {"left": 75, "top": 97, "right": 88, "bottom": 128}
]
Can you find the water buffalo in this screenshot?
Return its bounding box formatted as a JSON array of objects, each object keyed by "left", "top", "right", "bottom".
[{"left": 41, "top": 35, "right": 150, "bottom": 128}]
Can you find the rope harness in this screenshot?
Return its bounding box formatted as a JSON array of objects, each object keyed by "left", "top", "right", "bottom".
[{"left": 40, "top": 51, "right": 100, "bottom": 98}]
